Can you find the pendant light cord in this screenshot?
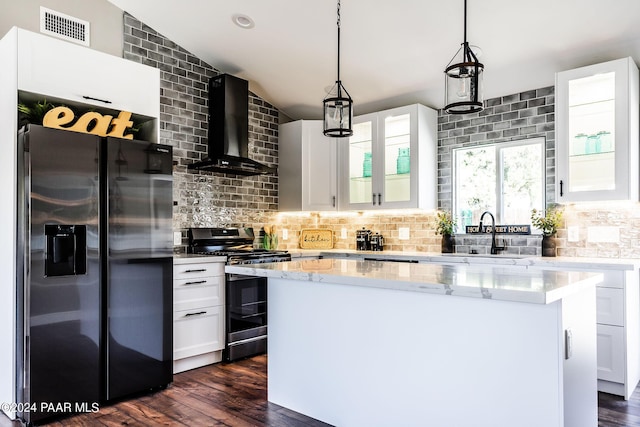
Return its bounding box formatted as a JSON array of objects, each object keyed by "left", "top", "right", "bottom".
[{"left": 337, "top": 0, "right": 342, "bottom": 84}]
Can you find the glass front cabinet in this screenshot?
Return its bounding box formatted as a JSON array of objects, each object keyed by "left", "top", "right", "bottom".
[
  {"left": 556, "top": 57, "right": 639, "bottom": 202},
  {"left": 339, "top": 104, "right": 437, "bottom": 210}
]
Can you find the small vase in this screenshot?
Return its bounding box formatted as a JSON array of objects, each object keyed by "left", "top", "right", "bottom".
[
  {"left": 441, "top": 234, "right": 455, "bottom": 254},
  {"left": 541, "top": 234, "right": 556, "bottom": 257},
  {"left": 263, "top": 234, "right": 278, "bottom": 250}
]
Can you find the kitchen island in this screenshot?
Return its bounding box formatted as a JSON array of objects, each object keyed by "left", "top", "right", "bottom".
[{"left": 226, "top": 258, "right": 602, "bottom": 427}]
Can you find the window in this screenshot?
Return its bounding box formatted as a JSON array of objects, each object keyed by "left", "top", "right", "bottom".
[{"left": 453, "top": 138, "right": 545, "bottom": 232}]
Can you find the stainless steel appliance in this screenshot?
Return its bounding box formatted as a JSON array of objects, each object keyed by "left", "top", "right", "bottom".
[
  {"left": 16, "top": 125, "right": 173, "bottom": 425},
  {"left": 187, "top": 228, "right": 290, "bottom": 361},
  {"left": 188, "top": 74, "right": 276, "bottom": 175}
]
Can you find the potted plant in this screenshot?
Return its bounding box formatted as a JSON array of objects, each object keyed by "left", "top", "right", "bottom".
[
  {"left": 435, "top": 210, "right": 457, "bottom": 253},
  {"left": 531, "top": 205, "right": 563, "bottom": 257}
]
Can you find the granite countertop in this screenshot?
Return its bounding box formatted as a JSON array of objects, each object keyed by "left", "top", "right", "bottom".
[
  {"left": 225, "top": 258, "right": 602, "bottom": 305},
  {"left": 286, "top": 249, "right": 640, "bottom": 270}
]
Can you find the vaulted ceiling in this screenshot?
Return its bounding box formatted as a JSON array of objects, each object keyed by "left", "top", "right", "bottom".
[{"left": 107, "top": 0, "right": 640, "bottom": 119}]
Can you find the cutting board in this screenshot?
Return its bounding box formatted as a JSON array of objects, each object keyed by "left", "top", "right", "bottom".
[{"left": 299, "top": 229, "right": 334, "bottom": 249}]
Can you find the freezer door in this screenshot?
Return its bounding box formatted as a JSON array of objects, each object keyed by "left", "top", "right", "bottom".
[
  {"left": 105, "top": 138, "right": 173, "bottom": 400},
  {"left": 19, "top": 125, "right": 101, "bottom": 424}
]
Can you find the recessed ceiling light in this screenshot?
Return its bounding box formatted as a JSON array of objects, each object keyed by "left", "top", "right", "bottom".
[{"left": 232, "top": 14, "right": 255, "bottom": 29}]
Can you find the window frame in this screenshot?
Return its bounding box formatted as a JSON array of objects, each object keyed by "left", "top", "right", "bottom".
[{"left": 453, "top": 137, "right": 546, "bottom": 233}]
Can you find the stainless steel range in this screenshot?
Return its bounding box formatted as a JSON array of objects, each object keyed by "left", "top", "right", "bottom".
[{"left": 188, "top": 228, "right": 290, "bottom": 361}]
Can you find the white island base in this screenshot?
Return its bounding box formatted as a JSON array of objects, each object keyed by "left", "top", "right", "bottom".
[{"left": 267, "top": 275, "right": 596, "bottom": 427}]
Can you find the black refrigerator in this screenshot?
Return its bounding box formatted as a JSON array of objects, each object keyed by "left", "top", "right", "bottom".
[{"left": 16, "top": 125, "right": 173, "bottom": 425}]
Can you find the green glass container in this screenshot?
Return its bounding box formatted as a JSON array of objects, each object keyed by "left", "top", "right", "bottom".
[
  {"left": 362, "top": 152, "right": 372, "bottom": 178},
  {"left": 396, "top": 147, "right": 410, "bottom": 174}
]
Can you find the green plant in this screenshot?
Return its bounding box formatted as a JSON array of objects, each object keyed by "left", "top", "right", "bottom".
[
  {"left": 531, "top": 205, "right": 563, "bottom": 236},
  {"left": 435, "top": 210, "right": 457, "bottom": 236},
  {"left": 18, "top": 99, "right": 57, "bottom": 126}
]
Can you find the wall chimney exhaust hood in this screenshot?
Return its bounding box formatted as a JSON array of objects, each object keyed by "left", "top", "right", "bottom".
[{"left": 188, "top": 74, "right": 276, "bottom": 176}]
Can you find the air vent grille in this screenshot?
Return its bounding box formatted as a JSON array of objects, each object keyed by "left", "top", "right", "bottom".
[{"left": 40, "top": 7, "right": 90, "bottom": 46}]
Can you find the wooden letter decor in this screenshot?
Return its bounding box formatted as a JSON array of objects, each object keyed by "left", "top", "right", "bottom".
[{"left": 43, "top": 106, "right": 134, "bottom": 139}]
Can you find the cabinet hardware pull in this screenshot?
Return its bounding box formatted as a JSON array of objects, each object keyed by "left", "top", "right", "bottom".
[
  {"left": 82, "top": 95, "right": 112, "bottom": 104},
  {"left": 372, "top": 193, "right": 376, "bottom": 206},
  {"left": 184, "top": 269, "right": 207, "bottom": 273},
  {"left": 559, "top": 180, "right": 564, "bottom": 197},
  {"left": 377, "top": 193, "right": 382, "bottom": 205},
  {"left": 184, "top": 311, "right": 207, "bottom": 317},
  {"left": 184, "top": 280, "right": 207, "bottom": 285},
  {"left": 332, "top": 196, "right": 336, "bottom": 207}
]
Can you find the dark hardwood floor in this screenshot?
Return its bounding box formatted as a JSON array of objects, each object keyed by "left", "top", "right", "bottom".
[{"left": 2, "top": 355, "right": 640, "bottom": 426}]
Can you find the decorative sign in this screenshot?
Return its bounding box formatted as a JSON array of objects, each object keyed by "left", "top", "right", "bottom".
[
  {"left": 43, "top": 106, "right": 134, "bottom": 139},
  {"left": 465, "top": 224, "right": 531, "bottom": 235},
  {"left": 299, "top": 229, "right": 334, "bottom": 249}
]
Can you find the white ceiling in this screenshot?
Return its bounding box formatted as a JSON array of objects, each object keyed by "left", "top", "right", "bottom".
[{"left": 106, "top": 0, "right": 640, "bottom": 120}]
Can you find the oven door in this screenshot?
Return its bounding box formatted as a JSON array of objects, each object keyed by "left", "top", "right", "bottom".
[{"left": 225, "top": 273, "right": 267, "bottom": 361}]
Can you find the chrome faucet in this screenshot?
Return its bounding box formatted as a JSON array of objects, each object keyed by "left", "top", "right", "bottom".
[{"left": 479, "top": 211, "right": 505, "bottom": 255}]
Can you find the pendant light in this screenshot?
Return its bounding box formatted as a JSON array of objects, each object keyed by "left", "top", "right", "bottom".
[
  {"left": 323, "top": 0, "right": 353, "bottom": 137},
  {"left": 444, "top": 0, "right": 484, "bottom": 114}
]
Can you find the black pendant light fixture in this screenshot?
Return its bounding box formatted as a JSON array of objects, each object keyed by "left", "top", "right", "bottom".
[
  {"left": 323, "top": 0, "right": 353, "bottom": 137},
  {"left": 444, "top": 0, "right": 484, "bottom": 114}
]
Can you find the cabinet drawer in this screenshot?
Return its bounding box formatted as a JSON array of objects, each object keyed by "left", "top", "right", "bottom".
[
  {"left": 17, "top": 29, "right": 159, "bottom": 117},
  {"left": 173, "top": 305, "right": 224, "bottom": 360},
  {"left": 597, "top": 324, "right": 625, "bottom": 383},
  {"left": 174, "top": 277, "right": 224, "bottom": 311},
  {"left": 597, "top": 270, "right": 625, "bottom": 289},
  {"left": 174, "top": 262, "right": 224, "bottom": 279},
  {"left": 597, "top": 287, "right": 624, "bottom": 326}
]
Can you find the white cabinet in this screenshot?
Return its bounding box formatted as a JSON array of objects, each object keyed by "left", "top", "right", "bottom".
[
  {"left": 279, "top": 120, "right": 338, "bottom": 211},
  {"left": 556, "top": 57, "right": 639, "bottom": 202},
  {"left": 339, "top": 104, "right": 437, "bottom": 210},
  {"left": 173, "top": 257, "right": 225, "bottom": 373},
  {"left": 16, "top": 27, "right": 159, "bottom": 118}
]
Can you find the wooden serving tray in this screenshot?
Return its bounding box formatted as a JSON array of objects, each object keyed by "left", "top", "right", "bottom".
[{"left": 299, "top": 229, "right": 334, "bottom": 249}]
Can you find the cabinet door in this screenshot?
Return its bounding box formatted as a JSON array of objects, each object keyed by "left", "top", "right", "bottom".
[
  {"left": 17, "top": 28, "right": 159, "bottom": 118},
  {"left": 302, "top": 121, "right": 337, "bottom": 210},
  {"left": 341, "top": 113, "right": 378, "bottom": 209},
  {"left": 597, "top": 324, "right": 625, "bottom": 383},
  {"left": 556, "top": 57, "right": 639, "bottom": 201},
  {"left": 378, "top": 105, "right": 416, "bottom": 208}
]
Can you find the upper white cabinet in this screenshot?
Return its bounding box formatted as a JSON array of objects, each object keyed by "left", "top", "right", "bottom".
[
  {"left": 16, "top": 27, "right": 160, "bottom": 118},
  {"left": 338, "top": 104, "right": 437, "bottom": 210},
  {"left": 556, "top": 57, "right": 639, "bottom": 202},
  {"left": 279, "top": 120, "right": 338, "bottom": 211}
]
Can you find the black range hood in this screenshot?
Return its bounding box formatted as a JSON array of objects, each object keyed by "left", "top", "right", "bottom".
[{"left": 188, "top": 74, "right": 276, "bottom": 176}]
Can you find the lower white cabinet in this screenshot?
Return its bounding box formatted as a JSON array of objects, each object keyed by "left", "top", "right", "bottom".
[
  {"left": 597, "top": 324, "right": 626, "bottom": 384},
  {"left": 173, "top": 256, "right": 225, "bottom": 373}
]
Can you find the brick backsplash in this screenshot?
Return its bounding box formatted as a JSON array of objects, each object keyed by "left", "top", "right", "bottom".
[
  {"left": 437, "top": 87, "right": 556, "bottom": 210},
  {"left": 122, "top": 13, "right": 278, "bottom": 245}
]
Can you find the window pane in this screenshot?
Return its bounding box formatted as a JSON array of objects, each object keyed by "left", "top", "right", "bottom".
[
  {"left": 455, "top": 146, "right": 496, "bottom": 231},
  {"left": 501, "top": 144, "right": 544, "bottom": 224}
]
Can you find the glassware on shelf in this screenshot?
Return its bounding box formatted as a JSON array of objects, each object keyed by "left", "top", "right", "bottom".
[
  {"left": 585, "top": 134, "right": 598, "bottom": 154},
  {"left": 597, "top": 131, "right": 612, "bottom": 152},
  {"left": 572, "top": 133, "right": 587, "bottom": 155},
  {"left": 362, "top": 152, "right": 372, "bottom": 178},
  {"left": 396, "top": 147, "right": 410, "bottom": 174}
]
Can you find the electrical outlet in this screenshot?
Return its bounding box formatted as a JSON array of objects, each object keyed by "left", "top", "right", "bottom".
[
  {"left": 567, "top": 226, "right": 579, "bottom": 242},
  {"left": 341, "top": 228, "right": 347, "bottom": 239},
  {"left": 173, "top": 231, "right": 182, "bottom": 246},
  {"left": 398, "top": 227, "right": 410, "bottom": 240},
  {"left": 282, "top": 229, "right": 288, "bottom": 240}
]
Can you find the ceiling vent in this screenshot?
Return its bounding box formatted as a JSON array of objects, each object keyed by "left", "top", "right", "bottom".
[{"left": 40, "top": 7, "right": 90, "bottom": 46}]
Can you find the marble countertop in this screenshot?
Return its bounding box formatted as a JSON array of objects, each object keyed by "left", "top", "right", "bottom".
[
  {"left": 287, "top": 249, "right": 640, "bottom": 271},
  {"left": 226, "top": 258, "right": 602, "bottom": 305}
]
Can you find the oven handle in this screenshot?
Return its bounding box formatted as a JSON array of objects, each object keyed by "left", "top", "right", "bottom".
[
  {"left": 228, "top": 335, "right": 267, "bottom": 347},
  {"left": 183, "top": 311, "right": 207, "bottom": 317}
]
